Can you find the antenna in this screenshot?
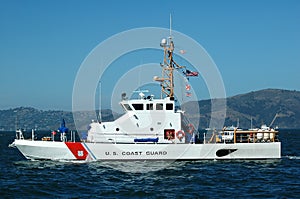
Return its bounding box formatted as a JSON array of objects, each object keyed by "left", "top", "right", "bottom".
[
  {"left": 169, "top": 14, "right": 172, "bottom": 39},
  {"left": 97, "top": 81, "right": 102, "bottom": 123}
]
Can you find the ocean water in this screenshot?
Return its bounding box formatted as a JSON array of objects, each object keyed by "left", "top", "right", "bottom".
[{"left": 1, "top": 130, "right": 299, "bottom": 198}]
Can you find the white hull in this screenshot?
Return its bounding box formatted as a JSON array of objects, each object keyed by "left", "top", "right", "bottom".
[{"left": 12, "top": 139, "right": 281, "bottom": 161}]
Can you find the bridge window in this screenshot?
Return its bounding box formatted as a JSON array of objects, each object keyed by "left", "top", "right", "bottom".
[
  {"left": 132, "top": 103, "right": 144, "bottom": 110},
  {"left": 166, "top": 103, "right": 173, "bottom": 110},
  {"left": 123, "top": 104, "right": 132, "bottom": 111},
  {"left": 156, "top": 103, "right": 163, "bottom": 110},
  {"left": 146, "top": 103, "right": 153, "bottom": 110}
]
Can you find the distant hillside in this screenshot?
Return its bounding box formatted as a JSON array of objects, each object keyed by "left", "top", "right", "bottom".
[
  {"left": 0, "top": 107, "right": 72, "bottom": 131},
  {"left": 1, "top": 89, "right": 300, "bottom": 131},
  {"left": 184, "top": 89, "right": 300, "bottom": 129},
  {"left": 226, "top": 89, "right": 300, "bottom": 128},
  {"left": 0, "top": 107, "right": 116, "bottom": 131}
]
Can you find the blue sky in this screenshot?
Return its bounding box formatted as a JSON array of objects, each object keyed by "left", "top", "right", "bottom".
[{"left": 0, "top": 0, "right": 299, "bottom": 110}]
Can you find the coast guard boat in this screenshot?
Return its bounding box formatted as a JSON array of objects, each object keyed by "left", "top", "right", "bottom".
[{"left": 9, "top": 33, "right": 281, "bottom": 161}]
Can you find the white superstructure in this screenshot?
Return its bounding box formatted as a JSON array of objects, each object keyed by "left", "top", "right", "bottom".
[{"left": 87, "top": 96, "right": 186, "bottom": 144}]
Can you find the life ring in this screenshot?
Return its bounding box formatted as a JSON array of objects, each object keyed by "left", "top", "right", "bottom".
[
  {"left": 176, "top": 130, "right": 185, "bottom": 140},
  {"left": 188, "top": 124, "right": 194, "bottom": 134}
]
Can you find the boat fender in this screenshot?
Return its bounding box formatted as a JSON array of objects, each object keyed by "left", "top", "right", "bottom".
[
  {"left": 176, "top": 130, "right": 185, "bottom": 140},
  {"left": 188, "top": 124, "right": 194, "bottom": 134}
]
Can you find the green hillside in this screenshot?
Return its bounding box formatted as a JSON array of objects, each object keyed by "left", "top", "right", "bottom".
[{"left": 184, "top": 89, "right": 300, "bottom": 129}]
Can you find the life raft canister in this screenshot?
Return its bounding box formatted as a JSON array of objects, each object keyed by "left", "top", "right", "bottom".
[{"left": 176, "top": 130, "right": 185, "bottom": 140}]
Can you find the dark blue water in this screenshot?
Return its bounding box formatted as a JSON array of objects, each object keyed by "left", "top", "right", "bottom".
[{"left": 1, "top": 130, "right": 299, "bottom": 198}]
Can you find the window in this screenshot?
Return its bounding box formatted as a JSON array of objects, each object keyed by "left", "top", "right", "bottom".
[
  {"left": 146, "top": 103, "right": 153, "bottom": 110},
  {"left": 132, "top": 103, "right": 144, "bottom": 110},
  {"left": 156, "top": 103, "right": 163, "bottom": 110},
  {"left": 166, "top": 103, "right": 173, "bottom": 110},
  {"left": 123, "top": 104, "right": 132, "bottom": 111}
]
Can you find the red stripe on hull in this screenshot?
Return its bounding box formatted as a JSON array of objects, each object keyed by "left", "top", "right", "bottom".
[{"left": 65, "top": 142, "right": 88, "bottom": 160}]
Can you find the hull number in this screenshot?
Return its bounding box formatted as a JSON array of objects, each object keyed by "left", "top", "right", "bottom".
[{"left": 78, "top": 150, "right": 84, "bottom": 157}]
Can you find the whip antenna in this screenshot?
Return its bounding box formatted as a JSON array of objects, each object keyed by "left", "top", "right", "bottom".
[{"left": 169, "top": 14, "right": 172, "bottom": 39}]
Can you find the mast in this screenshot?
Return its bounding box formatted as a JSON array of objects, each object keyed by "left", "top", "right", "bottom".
[
  {"left": 161, "top": 35, "right": 175, "bottom": 98},
  {"left": 155, "top": 15, "right": 184, "bottom": 98}
]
